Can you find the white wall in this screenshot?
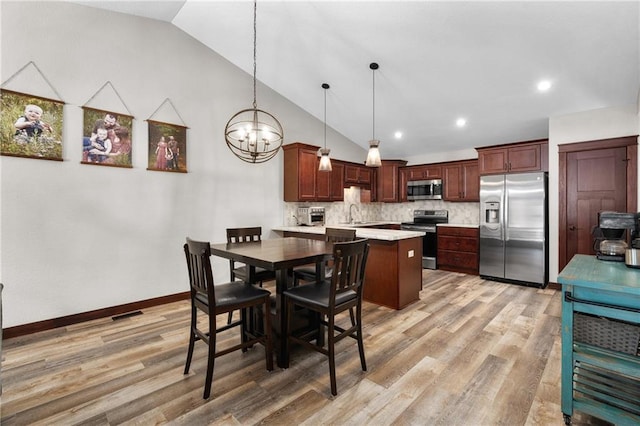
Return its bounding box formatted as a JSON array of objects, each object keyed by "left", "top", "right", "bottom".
[
  {"left": 0, "top": 1, "right": 365, "bottom": 328},
  {"left": 548, "top": 104, "right": 640, "bottom": 283}
]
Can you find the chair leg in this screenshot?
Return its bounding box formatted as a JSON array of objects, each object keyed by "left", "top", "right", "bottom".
[
  {"left": 184, "top": 308, "right": 196, "bottom": 374},
  {"left": 240, "top": 307, "right": 248, "bottom": 352},
  {"left": 284, "top": 297, "right": 292, "bottom": 368},
  {"left": 203, "top": 325, "right": 216, "bottom": 399},
  {"left": 328, "top": 314, "right": 337, "bottom": 396},
  {"left": 349, "top": 307, "right": 355, "bottom": 327},
  {"left": 227, "top": 310, "right": 234, "bottom": 324},
  {"left": 356, "top": 304, "right": 367, "bottom": 372}
]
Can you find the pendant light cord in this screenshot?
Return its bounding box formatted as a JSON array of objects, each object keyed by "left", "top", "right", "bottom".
[
  {"left": 324, "top": 87, "right": 327, "bottom": 149},
  {"left": 252, "top": 0, "right": 257, "bottom": 109},
  {"left": 371, "top": 65, "right": 376, "bottom": 140}
]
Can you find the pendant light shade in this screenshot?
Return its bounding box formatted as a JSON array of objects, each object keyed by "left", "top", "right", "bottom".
[
  {"left": 318, "top": 83, "right": 332, "bottom": 172},
  {"left": 365, "top": 62, "right": 382, "bottom": 167},
  {"left": 224, "top": 0, "right": 283, "bottom": 164}
]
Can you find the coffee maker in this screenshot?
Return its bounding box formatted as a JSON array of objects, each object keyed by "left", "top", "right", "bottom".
[{"left": 593, "top": 211, "right": 638, "bottom": 261}]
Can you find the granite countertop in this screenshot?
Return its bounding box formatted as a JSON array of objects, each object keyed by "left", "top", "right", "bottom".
[
  {"left": 437, "top": 223, "right": 479, "bottom": 228},
  {"left": 272, "top": 225, "right": 424, "bottom": 241}
]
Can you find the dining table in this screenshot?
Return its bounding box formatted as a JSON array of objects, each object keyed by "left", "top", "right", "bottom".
[{"left": 209, "top": 237, "right": 333, "bottom": 368}]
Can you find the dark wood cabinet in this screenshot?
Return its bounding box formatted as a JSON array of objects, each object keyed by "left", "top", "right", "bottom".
[
  {"left": 284, "top": 143, "right": 345, "bottom": 202},
  {"left": 443, "top": 160, "right": 479, "bottom": 202},
  {"left": 344, "top": 163, "right": 372, "bottom": 187},
  {"left": 477, "top": 139, "right": 548, "bottom": 175},
  {"left": 437, "top": 226, "right": 479, "bottom": 275},
  {"left": 402, "top": 164, "right": 442, "bottom": 181},
  {"left": 283, "top": 143, "right": 318, "bottom": 202},
  {"left": 376, "top": 160, "right": 407, "bottom": 203},
  {"left": 329, "top": 161, "right": 345, "bottom": 201}
]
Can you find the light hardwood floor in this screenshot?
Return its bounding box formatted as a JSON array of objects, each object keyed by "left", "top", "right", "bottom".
[{"left": 1, "top": 270, "right": 610, "bottom": 425}]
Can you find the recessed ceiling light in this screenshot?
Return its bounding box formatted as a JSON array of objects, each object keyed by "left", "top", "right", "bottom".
[
  {"left": 537, "top": 80, "right": 552, "bottom": 92},
  {"left": 394, "top": 131, "right": 403, "bottom": 139},
  {"left": 456, "top": 118, "right": 467, "bottom": 128}
]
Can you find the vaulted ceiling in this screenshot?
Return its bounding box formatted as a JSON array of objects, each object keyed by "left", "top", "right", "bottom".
[{"left": 70, "top": 1, "right": 639, "bottom": 159}]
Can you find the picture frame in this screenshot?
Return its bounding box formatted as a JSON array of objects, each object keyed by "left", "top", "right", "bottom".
[
  {"left": 82, "top": 107, "right": 133, "bottom": 168},
  {"left": 0, "top": 89, "right": 64, "bottom": 161},
  {"left": 147, "top": 120, "right": 187, "bottom": 173}
]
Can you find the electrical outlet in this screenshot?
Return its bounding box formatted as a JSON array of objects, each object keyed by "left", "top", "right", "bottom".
[{"left": 408, "top": 250, "right": 414, "bottom": 258}]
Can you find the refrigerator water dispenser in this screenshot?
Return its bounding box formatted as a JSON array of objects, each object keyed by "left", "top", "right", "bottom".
[{"left": 485, "top": 202, "right": 500, "bottom": 224}]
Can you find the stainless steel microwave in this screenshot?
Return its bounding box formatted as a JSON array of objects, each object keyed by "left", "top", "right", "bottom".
[{"left": 407, "top": 179, "right": 443, "bottom": 200}]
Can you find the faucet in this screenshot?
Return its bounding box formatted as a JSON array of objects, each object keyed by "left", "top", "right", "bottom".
[{"left": 349, "top": 204, "right": 359, "bottom": 224}]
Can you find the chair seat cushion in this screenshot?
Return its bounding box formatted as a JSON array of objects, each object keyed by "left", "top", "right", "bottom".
[
  {"left": 284, "top": 281, "right": 356, "bottom": 309},
  {"left": 233, "top": 265, "right": 276, "bottom": 283},
  {"left": 196, "top": 282, "right": 270, "bottom": 307}
]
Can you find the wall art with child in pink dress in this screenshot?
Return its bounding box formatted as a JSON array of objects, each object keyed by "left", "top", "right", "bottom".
[{"left": 147, "top": 120, "right": 187, "bottom": 173}]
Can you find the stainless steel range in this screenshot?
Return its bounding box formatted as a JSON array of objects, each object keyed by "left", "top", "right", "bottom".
[{"left": 401, "top": 210, "right": 449, "bottom": 269}]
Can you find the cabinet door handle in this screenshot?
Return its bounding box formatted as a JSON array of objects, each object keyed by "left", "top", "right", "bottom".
[
  {"left": 569, "top": 226, "right": 577, "bottom": 231},
  {"left": 564, "top": 291, "right": 640, "bottom": 314}
]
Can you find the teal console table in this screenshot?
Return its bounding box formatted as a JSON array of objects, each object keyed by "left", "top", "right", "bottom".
[{"left": 558, "top": 255, "right": 640, "bottom": 425}]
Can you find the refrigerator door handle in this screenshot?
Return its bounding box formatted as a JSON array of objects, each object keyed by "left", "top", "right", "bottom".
[{"left": 503, "top": 182, "right": 508, "bottom": 241}]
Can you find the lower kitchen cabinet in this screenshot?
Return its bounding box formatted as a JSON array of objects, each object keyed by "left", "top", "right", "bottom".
[{"left": 437, "top": 226, "right": 479, "bottom": 274}]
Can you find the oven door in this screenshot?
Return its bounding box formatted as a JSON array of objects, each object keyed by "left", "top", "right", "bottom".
[{"left": 401, "top": 224, "right": 437, "bottom": 269}]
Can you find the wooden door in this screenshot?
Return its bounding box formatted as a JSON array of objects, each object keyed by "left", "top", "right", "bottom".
[{"left": 559, "top": 136, "right": 637, "bottom": 271}]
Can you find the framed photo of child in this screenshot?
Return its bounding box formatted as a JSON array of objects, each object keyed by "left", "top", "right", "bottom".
[
  {"left": 0, "top": 89, "right": 64, "bottom": 161},
  {"left": 82, "top": 107, "right": 133, "bottom": 168},
  {"left": 147, "top": 120, "right": 187, "bottom": 173}
]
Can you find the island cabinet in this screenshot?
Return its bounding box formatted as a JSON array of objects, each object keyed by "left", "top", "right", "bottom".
[
  {"left": 284, "top": 143, "right": 344, "bottom": 202},
  {"left": 557, "top": 255, "right": 640, "bottom": 426},
  {"left": 442, "top": 159, "right": 479, "bottom": 202},
  {"left": 376, "top": 160, "right": 407, "bottom": 203},
  {"left": 477, "top": 139, "right": 548, "bottom": 175},
  {"left": 437, "top": 226, "right": 479, "bottom": 274},
  {"left": 279, "top": 228, "right": 423, "bottom": 310}
]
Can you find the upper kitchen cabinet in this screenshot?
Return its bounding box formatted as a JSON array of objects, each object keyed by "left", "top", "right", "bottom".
[
  {"left": 376, "top": 160, "right": 407, "bottom": 203},
  {"left": 477, "top": 139, "right": 548, "bottom": 175},
  {"left": 284, "top": 143, "right": 318, "bottom": 202},
  {"left": 344, "top": 163, "right": 373, "bottom": 188},
  {"left": 316, "top": 160, "right": 345, "bottom": 202},
  {"left": 284, "top": 143, "right": 345, "bottom": 202},
  {"left": 401, "top": 164, "right": 442, "bottom": 181},
  {"left": 442, "top": 159, "right": 479, "bottom": 202}
]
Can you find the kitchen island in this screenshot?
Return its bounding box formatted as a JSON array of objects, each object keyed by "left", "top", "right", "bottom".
[
  {"left": 557, "top": 255, "right": 640, "bottom": 425},
  {"left": 272, "top": 225, "right": 425, "bottom": 309}
]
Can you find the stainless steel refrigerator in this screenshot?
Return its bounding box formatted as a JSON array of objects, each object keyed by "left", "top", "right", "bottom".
[{"left": 479, "top": 172, "right": 548, "bottom": 287}]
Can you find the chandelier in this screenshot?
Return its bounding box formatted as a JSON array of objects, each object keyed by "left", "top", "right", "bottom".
[
  {"left": 318, "top": 83, "right": 332, "bottom": 172},
  {"left": 224, "top": 0, "right": 284, "bottom": 164},
  {"left": 365, "top": 62, "right": 382, "bottom": 167}
]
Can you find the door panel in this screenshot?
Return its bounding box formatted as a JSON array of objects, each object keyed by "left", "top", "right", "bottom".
[{"left": 566, "top": 147, "right": 627, "bottom": 262}]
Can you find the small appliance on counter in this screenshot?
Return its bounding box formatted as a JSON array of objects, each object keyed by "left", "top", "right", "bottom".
[
  {"left": 296, "top": 206, "right": 325, "bottom": 226},
  {"left": 593, "top": 211, "right": 638, "bottom": 262}
]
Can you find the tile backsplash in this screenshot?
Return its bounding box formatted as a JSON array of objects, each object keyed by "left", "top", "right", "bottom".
[{"left": 284, "top": 187, "right": 480, "bottom": 226}]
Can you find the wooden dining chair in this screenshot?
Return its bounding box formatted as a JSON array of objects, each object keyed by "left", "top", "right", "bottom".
[
  {"left": 292, "top": 227, "right": 357, "bottom": 286},
  {"left": 284, "top": 239, "right": 370, "bottom": 396},
  {"left": 226, "top": 227, "right": 276, "bottom": 324},
  {"left": 183, "top": 237, "right": 273, "bottom": 399}
]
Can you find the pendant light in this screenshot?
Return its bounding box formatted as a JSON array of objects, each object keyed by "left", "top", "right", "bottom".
[
  {"left": 318, "top": 83, "right": 332, "bottom": 172},
  {"left": 365, "top": 62, "right": 382, "bottom": 167},
  {"left": 224, "top": 0, "right": 284, "bottom": 164}
]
